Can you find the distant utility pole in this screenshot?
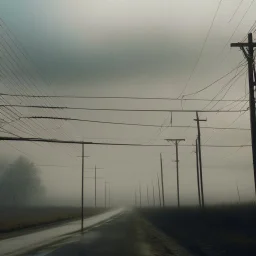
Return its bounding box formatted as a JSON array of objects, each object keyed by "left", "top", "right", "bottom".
[
  {"left": 108, "top": 185, "right": 111, "bottom": 208},
  {"left": 157, "top": 173, "right": 162, "bottom": 207},
  {"left": 80, "top": 145, "right": 90, "bottom": 232},
  {"left": 236, "top": 182, "right": 241, "bottom": 203},
  {"left": 160, "top": 153, "right": 165, "bottom": 207},
  {"left": 147, "top": 185, "right": 150, "bottom": 206},
  {"left": 95, "top": 166, "right": 97, "bottom": 208},
  {"left": 105, "top": 181, "right": 108, "bottom": 208},
  {"left": 195, "top": 139, "right": 201, "bottom": 207},
  {"left": 135, "top": 190, "right": 137, "bottom": 207},
  {"left": 94, "top": 166, "right": 104, "bottom": 208},
  {"left": 231, "top": 33, "right": 256, "bottom": 195},
  {"left": 194, "top": 112, "right": 206, "bottom": 208},
  {"left": 139, "top": 182, "right": 142, "bottom": 208},
  {"left": 152, "top": 181, "right": 156, "bottom": 207},
  {"left": 166, "top": 139, "right": 185, "bottom": 208}
]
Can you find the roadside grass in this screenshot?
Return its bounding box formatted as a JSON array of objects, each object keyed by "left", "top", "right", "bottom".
[
  {"left": 139, "top": 203, "right": 256, "bottom": 256},
  {"left": 0, "top": 206, "right": 105, "bottom": 235}
]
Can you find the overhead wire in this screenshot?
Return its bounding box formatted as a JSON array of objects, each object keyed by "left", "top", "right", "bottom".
[
  {"left": 178, "top": 0, "right": 223, "bottom": 97},
  {"left": 228, "top": 0, "right": 246, "bottom": 23},
  {"left": 0, "top": 20, "right": 68, "bottom": 127},
  {"left": 182, "top": 60, "right": 247, "bottom": 139},
  {"left": 21, "top": 116, "right": 250, "bottom": 131},
  {"left": 0, "top": 92, "right": 249, "bottom": 102},
  {"left": 208, "top": 67, "right": 248, "bottom": 110},
  {"left": 200, "top": 65, "right": 247, "bottom": 111},
  {"left": 0, "top": 104, "right": 247, "bottom": 113},
  {"left": 183, "top": 60, "right": 246, "bottom": 98},
  {"left": 217, "top": 92, "right": 249, "bottom": 111},
  {"left": 0, "top": 22, "right": 79, "bottom": 155},
  {"left": 221, "top": 0, "right": 256, "bottom": 53},
  {"left": 0, "top": 19, "right": 86, "bottom": 152},
  {"left": 202, "top": 100, "right": 249, "bottom": 144},
  {"left": 0, "top": 136, "right": 251, "bottom": 148}
]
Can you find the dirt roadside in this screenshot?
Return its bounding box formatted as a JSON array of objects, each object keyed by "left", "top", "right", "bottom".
[{"left": 135, "top": 214, "right": 193, "bottom": 256}]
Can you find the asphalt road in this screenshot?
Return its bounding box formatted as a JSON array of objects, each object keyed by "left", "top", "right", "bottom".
[
  {"left": 0, "top": 209, "right": 123, "bottom": 256},
  {"left": 27, "top": 211, "right": 145, "bottom": 256}
]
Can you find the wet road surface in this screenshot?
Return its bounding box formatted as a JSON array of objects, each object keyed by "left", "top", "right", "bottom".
[{"left": 27, "top": 211, "right": 144, "bottom": 256}]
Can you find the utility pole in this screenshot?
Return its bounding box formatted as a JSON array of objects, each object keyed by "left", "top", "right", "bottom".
[
  {"left": 231, "top": 33, "right": 256, "bottom": 195},
  {"left": 194, "top": 112, "right": 206, "bottom": 207},
  {"left": 157, "top": 173, "right": 162, "bottom": 207},
  {"left": 108, "top": 185, "right": 111, "bottom": 208},
  {"left": 139, "top": 183, "right": 142, "bottom": 208},
  {"left": 105, "top": 181, "right": 107, "bottom": 208},
  {"left": 135, "top": 190, "right": 137, "bottom": 207},
  {"left": 94, "top": 166, "right": 104, "bottom": 208},
  {"left": 166, "top": 139, "right": 185, "bottom": 207},
  {"left": 147, "top": 185, "right": 150, "bottom": 206},
  {"left": 195, "top": 139, "right": 201, "bottom": 207},
  {"left": 80, "top": 145, "right": 90, "bottom": 232},
  {"left": 152, "top": 181, "right": 155, "bottom": 207},
  {"left": 95, "top": 165, "right": 97, "bottom": 208},
  {"left": 236, "top": 182, "right": 241, "bottom": 203},
  {"left": 81, "top": 144, "right": 84, "bottom": 232},
  {"left": 160, "top": 153, "right": 165, "bottom": 207}
]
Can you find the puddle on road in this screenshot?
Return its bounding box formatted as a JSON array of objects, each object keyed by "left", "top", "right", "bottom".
[{"left": 80, "top": 231, "right": 102, "bottom": 244}]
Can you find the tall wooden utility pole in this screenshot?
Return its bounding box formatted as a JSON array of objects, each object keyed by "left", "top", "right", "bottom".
[
  {"left": 157, "top": 173, "right": 162, "bottom": 207},
  {"left": 194, "top": 112, "right": 206, "bottom": 207},
  {"left": 166, "top": 139, "right": 185, "bottom": 207},
  {"left": 152, "top": 181, "right": 156, "bottom": 207},
  {"left": 195, "top": 139, "right": 201, "bottom": 207},
  {"left": 231, "top": 33, "right": 256, "bottom": 195},
  {"left": 160, "top": 153, "right": 165, "bottom": 207}
]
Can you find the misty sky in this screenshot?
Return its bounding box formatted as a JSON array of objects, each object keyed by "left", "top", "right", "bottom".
[{"left": 0, "top": 0, "right": 255, "bottom": 206}]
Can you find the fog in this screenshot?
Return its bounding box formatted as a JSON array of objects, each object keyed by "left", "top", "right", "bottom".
[{"left": 0, "top": 0, "right": 255, "bottom": 207}]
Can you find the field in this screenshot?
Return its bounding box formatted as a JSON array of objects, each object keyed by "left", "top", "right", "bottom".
[
  {"left": 0, "top": 206, "right": 106, "bottom": 235},
  {"left": 139, "top": 204, "right": 256, "bottom": 256}
]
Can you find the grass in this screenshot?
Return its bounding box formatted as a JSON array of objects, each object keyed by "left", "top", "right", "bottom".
[
  {"left": 139, "top": 204, "right": 256, "bottom": 256},
  {"left": 0, "top": 206, "right": 106, "bottom": 235}
]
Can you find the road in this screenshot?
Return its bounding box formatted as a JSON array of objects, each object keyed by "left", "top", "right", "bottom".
[
  {"left": 0, "top": 209, "right": 123, "bottom": 256},
  {"left": 0, "top": 209, "right": 192, "bottom": 256},
  {"left": 27, "top": 211, "right": 143, "bottom": 256},
  {"left": 25, "top": 210, "right": 192, "bottom": 256}
]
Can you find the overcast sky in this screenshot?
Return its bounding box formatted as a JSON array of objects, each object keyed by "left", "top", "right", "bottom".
[{"left": 0, "top": 0, "right": 255, "bottom": 207}]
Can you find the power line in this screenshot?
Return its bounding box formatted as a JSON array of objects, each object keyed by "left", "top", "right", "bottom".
[
  {"left": 199, "top": 65, "right": 247, "bottom": 111},
  {"left": 0, "top": 92, "right": 248, "bottom": 102},
  {"left": 228, "top": 0, "right": 245, "bottom": 23},
  {"left": 221, "top": 0, "right": 256, "bottom": 53},
  {"left": 0, "top": 136, "right": 251, "bottom": 148},
  {"left": 217, "top": 92, "right": 249, "bottom": 111},
  {"left": 0, "top": 22, "right": 80, "bottom": 155},
  {"left": 183, "top": 61, "right": 246, "bottom": 97},
  {"left": 0, "top": 104, "right": 247, "bottom": 113},
  {"left": 179, "top": 0, "right": 223, "bottom": 97},
  {"left": 208, "top": 67, "right": 247, "bottom": 110},
  {"left": 23, "top": 116, "right": 250, "bottom": 131},
  {"left": 202, "top": 100, "right": 249, "bottom": 145},
  {"left": 179, "top": 66, "right": 246, "bottom": 142}
]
